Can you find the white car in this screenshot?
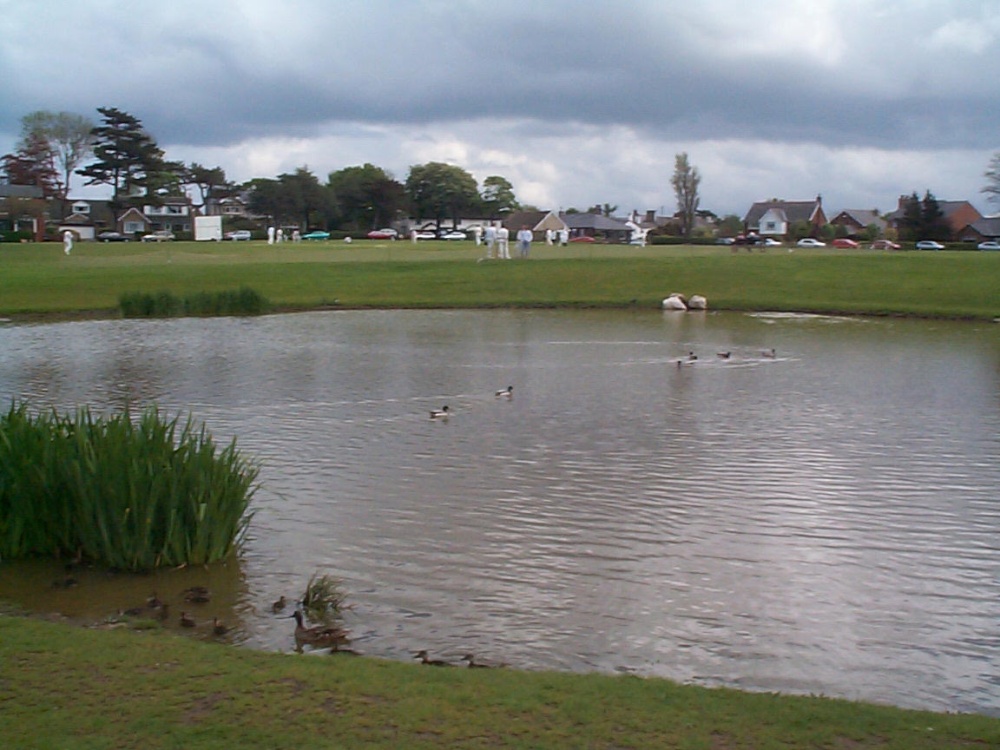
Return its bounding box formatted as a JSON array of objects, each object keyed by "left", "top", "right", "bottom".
[
  {"left": 761, "top": 238, "right": 782, "bottom": 247},
  {"left": 915, "top": 240, "right": 945, "bottom": 250},
  {"left": 225, "top": 230, "right": 252, "bottom": 241},
  {"left": 141, "top": 230, "right": 175, "bottom": 243},
  {"left": 976, "top": 241, "right": 999, "bottom": 251},
  {"left": 439, "top": 230, "right": 468, "bottom": 240},
  {"left": 796, "top": 238, "right": 826, "bottom": 247}
]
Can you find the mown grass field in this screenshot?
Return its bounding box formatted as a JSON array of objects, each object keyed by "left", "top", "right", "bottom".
[
  {"left": 2, "top": 615, "right": 999, "bottom": 750},
  {"left": 1, "top": 239, "right": 998, "bottom": 319}
]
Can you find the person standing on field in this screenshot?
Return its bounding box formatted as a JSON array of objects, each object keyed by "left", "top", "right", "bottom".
[
  {"left": 517, "top": 225, "right": 533, "bottom": 258},
  {"left": 484, "top": 223, "right": 497, "bottom": 259},
  {"left": 496, "top": 225, "right": 510, "bottom": 259},
  {"left": 63, "top": 230, "right": 73, "bottom": 255}
]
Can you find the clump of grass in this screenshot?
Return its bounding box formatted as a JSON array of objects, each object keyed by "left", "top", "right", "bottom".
[
  {"left": 301, "top": 573, "right": 347, "bottom": 624},
  {"left": 119, "top": 287, "right": 269, "bottom": 318},
  {"left": 0, "top": 402, "right": 258, "bottom": 571}
]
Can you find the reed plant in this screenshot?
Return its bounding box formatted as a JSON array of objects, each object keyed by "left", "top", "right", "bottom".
[
  {"left": 119, "top": 286, "right": 269, "bottom": 318},
  {"left": 0, "top": 403, "right": 258, "bottom": 570},
  {"left": 300, "top": 572, "right": 347, "bottom": 624}
]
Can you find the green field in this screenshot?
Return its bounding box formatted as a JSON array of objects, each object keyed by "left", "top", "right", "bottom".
[
  {"left": 2, "top": 615, "right": 998, "bottom": 749},
  {"left": 1, "top": 239, "right": 999, "bottom": 319}
]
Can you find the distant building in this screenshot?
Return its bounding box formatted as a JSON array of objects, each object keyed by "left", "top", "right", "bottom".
[{"left": 743, "top": 196, "right": 827, "bottom": 237}]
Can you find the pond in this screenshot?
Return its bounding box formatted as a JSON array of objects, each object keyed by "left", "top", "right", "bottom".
[{"left": 1, "top": 309, "right": 999, "bottom": 716}]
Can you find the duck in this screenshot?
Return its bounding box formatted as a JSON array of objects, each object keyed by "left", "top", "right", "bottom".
[
  {"left": 183, "top": 586, "right": 211, "bottom": 604},
  {"left": 429, "top": 406, "right": 450, "bottom": 420},
  {"left": 461, "top": 653, "right": 506, "bottom": 669},
  {"left": 762, "top": 348, "right": 776, "bottom": 358},
  {"left": 212, "top": 617, "right": 229, "bottom": 636},
  {"left": 716, "top": 351, "right": 731, "bottom": 359},
  {"left": 271, "top": 595, "right": 287, "bottom": 613},
  {"left": 414, "top": 649, "right": 453, "bottom": 666},
  {"left": 291, "top": 609, "right": 350, "bottom": 650},
  {"left": 495, "top": 386, "right": 514, "bottom": 398},
  {"left": 179, "top": 611, "right": 196, "bottom": 628},
  {"left": 146, "top": 591, "right": 164, "bottom": 609},
  {"left": 687, "top": 352, "right": 698, "bottom": 361}
]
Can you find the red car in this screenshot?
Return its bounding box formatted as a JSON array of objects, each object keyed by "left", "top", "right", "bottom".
[
  {"left": 366, "top": 228, "right": 398, "bottom": 240},
  {"left": 869, "top": 239, "right": 901, "bottom": 250},
  {"left": 569, "top": 235, "right": 596, "bottom": 243},
  {"left": 831, "top": 238, "right": 859, "bottom": 248}
]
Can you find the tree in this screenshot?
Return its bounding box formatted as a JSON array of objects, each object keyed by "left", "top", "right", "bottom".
[
  {"left": 248, "top": 168, "right": 331, "bottom": 229},
  {"left": 897, "top": 190, "right": 950, "bottom": 241},
  {"left": 717, "top": 214, "right": 743, "bottom": 237},
  {"left": 328, "top": 163, "right": 406, "bottom": 231},
  {"left": 405, "top": 162, "right": 479, "bottom": 229},
  {"left": 1, "top": 130, "right": 60, "bottom": 197},
  {"left": 480, "top": 175, "right": 518, "bottom": 219},
  {"left": 671, "top": 153, "right": 701, "bottom": 238},
  {"left": 983, "top": 152, "right": 1000, "bottom": 207},
  {"left": 182, "top": 163, "right": 233, "bottom": 212},
  {"left": 19, "top": 111, "right": 94, "bottom": 201},
  {"left": 77, "top": 107, "right": 172, "bottom": 218}
]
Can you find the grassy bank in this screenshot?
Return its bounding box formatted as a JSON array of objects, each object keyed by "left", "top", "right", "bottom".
[
  {"left": 1, "top": 240, "right": 998, "bottom": 319},
  {"left": 2, "top": 615, "right": 998, "bottom": 749}
]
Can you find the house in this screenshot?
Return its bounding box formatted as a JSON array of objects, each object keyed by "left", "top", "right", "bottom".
[
  {"left": 1, "top": 183, "right": 47, "bottom": 238},
  {"left": 958, "top": 216, "right": 1000, "bottom": 243},
  {"left": 559, "top": 211, "right": 632, "bottom": 242},
  {"left": 143, "top": 195, "right": 193, "bottom": 233},
  {"left": 828, "top": 209, "right": 887, "bottom": 237},
  {"left": 743, "top": 196, "right": 827, "bottom": 237},
  {"left": 207, "top": 195, "right": 252, "bottom": 219},
  {"left": 501, "top": 210, "right": 568, "bottom": 238},
  {"left": 883, "top": 196, "right": 983, "bottom": 239},
  {"left": 118, "top": 207, "right": 152, "bottom": 236}
]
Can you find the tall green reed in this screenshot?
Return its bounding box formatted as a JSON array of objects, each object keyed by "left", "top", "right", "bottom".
[
  {"left": 119, "top": 287, "right": 269, "bottom": 318},
  {"left": 0, "top": 403, "right": 258, "bottom": 570}
]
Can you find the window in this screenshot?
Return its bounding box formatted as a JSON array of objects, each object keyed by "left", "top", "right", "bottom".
[
  {"left": 72, "top": 202, "right": 90, "bottom": 214},
  {"left": 123, "top": 221, "right": 144, "bottom": 233}
]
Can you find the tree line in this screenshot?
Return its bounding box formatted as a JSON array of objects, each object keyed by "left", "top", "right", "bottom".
[{"left": 1, "top": 107, "right": 523, "bottom": 233}]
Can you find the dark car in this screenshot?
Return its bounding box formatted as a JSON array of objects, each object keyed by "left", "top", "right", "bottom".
[{"left": 97, "top": 231, "right": 131, "bottom": 242}]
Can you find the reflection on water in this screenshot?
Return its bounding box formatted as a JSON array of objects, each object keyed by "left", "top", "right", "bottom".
[{"left": 2, "top": 310, "right": 1000, "bottom": 715}]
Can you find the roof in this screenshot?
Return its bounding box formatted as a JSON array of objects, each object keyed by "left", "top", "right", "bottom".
[
  {"left": 503, "top": 210, "right": 567, "bottom": 232},
  {"left": 0, "top": 184, "right": 44, "bottom": 199},
  {"left": 962, "top": 216, "right": 1000, "bottom": 237},
  {"left": 884, "top": 199, "right": 980, "bottom": 223},
  {"left": 560, "top": 212, "right": 631, "bottom": 231},
  {"left": 744, "top": 199, "right": 821, "bottom": 228},
  {"left": 831, "top": 209, "right": 887, "bottom": 230}
]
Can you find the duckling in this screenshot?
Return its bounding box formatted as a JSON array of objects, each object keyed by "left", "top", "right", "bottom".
[
  {"left": 495, "top": 386, "right": 514, "bottom": 398},
  {"left": 179, "top": 611, "right": 196, "bottom": 628},
  {"left": 717, "top": 351, "right": 731, "bottom": 359},
  {"left": 291, "top": 610, "right": 350, "bottom": 650},
  {"left": 146, "top": 591, "right": 164, "bottom": 609},
  {"left": 271, "top": 595, "right": 287, "bottom": 613},
  {"left": 687, "top": 351, "right": 698, "bottom": 361},
  {"left": 429, "top": 405, "right": 449, "bottom": 420},
  {"left": 413, "top": 649, "right": 453, "bottom": 666},
  {"left": 212, "top": 617, "right": 229, "bottom": 636},
  {"left": 183, "top": 586, "right": 211, "bottom": 604},
  {"left": 762, "top": 348, "right": 776, "bottom": 358}
]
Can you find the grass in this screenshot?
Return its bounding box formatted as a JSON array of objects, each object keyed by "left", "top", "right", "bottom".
[
  {"left": 2, "top": 614, "right": 998, "bottom": 750},
  {"left": 0, "top": 403, "right": 257, "bottom": 571},
  {"left": 119, "top": 286, "right": 270, "bottom": 317},
  {"left": 0, "top": 240, "right": 998, "bottom": 319}
]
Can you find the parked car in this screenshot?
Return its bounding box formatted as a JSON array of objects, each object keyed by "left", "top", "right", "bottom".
[
  {"left": 796, "top": 238, "right": 826, "bottom": 247},
  {"left": 761, "top": 238, "right": 782, "bottom": 247},
  {"left": 915, "top": 240, "right": 945, "bottom": 250},
  {"left": 97, "top": 231, "right": 130, "bottom": 242},
  {"left": 870, "top": 239, "right": 901, "bottom": 250},
  {"left": 569, "top": 235, "right": 596, "bottom": 243},
  {"left": 366, "top": 228, "right": 398, "bottom": 240},
  {"left": 412, "top": 231, "right": 437, "bottom": 240},
  {"left": 715, "top": 237, "right": 735, "bottom": 245},
  {"left": 302, "top": 230, "right": 331, "bottom": 241},
  {"left": 438, "top": 230, "right": 468, "bottom": 240},
  {"left": 141, "top": 230, "right": 175, "bottom": 243},
  {"left": 831, "top": 238, "right": 859, "bottom": 249},
  {"left": 225, "top": 230, "right": 252, "bottom": 241},
  {"left": 977, "top": 241, "right": 1000, "bottom": 251}
]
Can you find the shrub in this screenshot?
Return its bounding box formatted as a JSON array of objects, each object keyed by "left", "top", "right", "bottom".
[
  {"left": 0, "top": 403, "right": 258, "bottom": 570},
  {"left": 119, "top": 287, "right": 269, "bottom": 318}
]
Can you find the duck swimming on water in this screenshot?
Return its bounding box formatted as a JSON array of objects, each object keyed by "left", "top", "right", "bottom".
[
  {"left": 291, "top": 610, "right": 350, "bottom": 650},
  {"left": 429, "top": 406, "right": 450, "bottom": 419},
  {"left": 495, "top": 386, "right": 513, "bottom": 398}
]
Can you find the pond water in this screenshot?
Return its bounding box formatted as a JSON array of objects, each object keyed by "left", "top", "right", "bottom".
[{"left": 1, "top": 309, "right": 999, "bottom": 716}]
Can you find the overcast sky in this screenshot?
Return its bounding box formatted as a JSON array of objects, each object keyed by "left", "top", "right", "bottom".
[{"left": 2, "top": 0, "right": 998, "bottom": 217}]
